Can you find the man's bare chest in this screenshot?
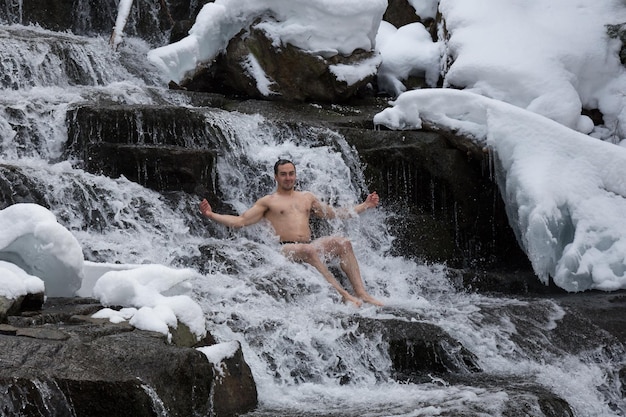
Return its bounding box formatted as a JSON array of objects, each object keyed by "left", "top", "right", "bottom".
[
  {"left": 266, "top": 194, "right": 312, "bottom": 217},
  {"left": 272, "top": 201, "right": 310, "bottom": 217}
]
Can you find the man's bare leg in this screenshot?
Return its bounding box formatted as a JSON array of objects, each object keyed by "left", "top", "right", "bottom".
[
  {"left": 282, "top": 243, "right": 363, "bottom": 307},
  {"left": 314, "top": 237, "right": 384, "bottom": 306}
]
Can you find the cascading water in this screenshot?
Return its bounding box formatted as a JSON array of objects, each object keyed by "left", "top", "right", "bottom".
[{"left": 1, "top": 5, "right": 625, "bottom": 416}]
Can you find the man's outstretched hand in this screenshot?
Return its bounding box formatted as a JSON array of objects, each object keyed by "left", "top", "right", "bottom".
[
  {"left": 364, "top": 191, "right": 379, "bottom": 209},
  {"left": 199, "top": 199, "right": 213, "bottom": 218}
]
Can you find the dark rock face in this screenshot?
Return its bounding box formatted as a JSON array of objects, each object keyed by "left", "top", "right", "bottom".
[
  {"left": 0, "top": 297, "right": 258, "bottom": 417},
  {"left": 0, "top": 165, "right": 49, "bottom": 210},
  {"left": 183, "top": 23, "right": 378, "bottom": 103},
  {"left": 383, "top": 0, "right": 437, "bottom": 41},
  {"left": 0, "top": 377, "right": 160, "bottom": 417},
  {"left": 345, "top": 127, "right": 526, "bottom": 270},
  {"left": 0, "top": 293, "right": 44, "bottom": 323},
  {"left": 1, "top": 0, "right": 185, "bottom": 46},
  {"left": 213, "top": 346, "right": 260, "bottom": 416},
  {"left": 383, "top": 0, "right": 421, "bottom": 28},
  {"left": 358, "top": 317, "right": 481, "bottom": 381},
  {"left": 65, "top": 104, "right": 219, "bottom": 194}
]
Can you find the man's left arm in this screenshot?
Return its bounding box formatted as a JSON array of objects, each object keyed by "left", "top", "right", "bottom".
[
  {"left": 354, "top": 191, "right": 379, "bottom": 214},
  {"left": 311, "top": 191, "right": 379, "bottom": 219}
]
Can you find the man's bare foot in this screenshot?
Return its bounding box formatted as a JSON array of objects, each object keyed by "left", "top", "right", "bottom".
[
  {"left": 360, "top": 294, "right": 384, "bottom": 306},
  {"left": 343, "top": 295, "right": 363, "bottom": 307}
]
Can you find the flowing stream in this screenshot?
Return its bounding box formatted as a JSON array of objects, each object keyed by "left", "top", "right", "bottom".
[{"left": 0, "top": 11, "right": 625, "bottom": 417}]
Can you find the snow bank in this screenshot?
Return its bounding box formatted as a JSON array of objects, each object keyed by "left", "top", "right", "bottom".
[
  {"left": 0, "top": 260, "right": 45, "bottom": 299},
  {"left": 92, "top": 264, "right": 207, "bottom": 339},
  {"left": 439, "top": 0, "right": 626, "bottom": 140},
  {"left": 147, "top": 0, "right": 386, "bottom": 83},
  {"left": 375, "top": 89, "right": 626, "bottom": 292},
  {"left": 0, "top": 203, "right": 207, "bottom": 339},
  {"left": 0, "top": 203, "right": 84, "bottom": 297},
  {"left": 375, "top": 21, "right": 441, "bottom": 96}
]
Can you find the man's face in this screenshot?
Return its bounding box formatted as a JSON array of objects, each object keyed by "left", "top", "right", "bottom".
[{"left": 275, "top": 163, "right": 296, "bottom": 190}]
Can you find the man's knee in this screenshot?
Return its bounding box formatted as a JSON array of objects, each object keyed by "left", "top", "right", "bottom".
[
  {"left": 301, "top": 245, "right": 319, "bottom": 260},
  {"left": 336, "top": 237, "right": 353, "bottom": 253}
]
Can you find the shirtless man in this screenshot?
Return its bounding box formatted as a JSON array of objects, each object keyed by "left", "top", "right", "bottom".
[{"left": 199, "top": 159, "right": 383, "bottom": 307}]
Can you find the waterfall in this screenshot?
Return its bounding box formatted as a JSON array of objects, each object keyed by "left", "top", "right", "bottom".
[{"left": 1, "top": 4, "right": 625, "bottom": 416}]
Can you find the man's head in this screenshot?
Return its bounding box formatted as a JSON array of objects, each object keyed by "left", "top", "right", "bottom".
[
  {"left": 274, "top": 159, "right": 295, "bottom": 175},
  {"left": 274, "top": 159, "right": 296, "bottom": 191}
]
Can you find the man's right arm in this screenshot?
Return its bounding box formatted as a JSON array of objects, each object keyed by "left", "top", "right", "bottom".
[{"left": 200, "top": 198, "right": 267, "bottom": 228}]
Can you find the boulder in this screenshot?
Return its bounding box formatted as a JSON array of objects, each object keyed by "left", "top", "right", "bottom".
[
  {"left": 0, "top": 293, "right": 44, "bottom": 324},
  {"left": 181, "top": 22, "right": 378, "bottom": 103},
  {"left": 357, "top": 316, "right": 481, "bottom": 383},
  {"left": 0, "top": 297, "right": 258, "bottom": 417}
]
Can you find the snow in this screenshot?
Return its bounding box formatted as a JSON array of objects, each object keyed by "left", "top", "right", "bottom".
[
  {"left": 371, "top": 0, "right": 626, "bottom": 292},
  {"left": 330, "top": 55, "right": 382, "bottom": 87},
  {"left": 408, "top": 0, "right": 438, "bottom": 19},
  {"left": 111, "top": 0, "right": 134, "bottom": 48},
  {"left": 375, "top": 21, "right": 441, "bottom": 96},
  {"left": 437, "top": 0, "right": 626, "bottom": 139},
  {"left": 0, "top": 203, "right": 83, "bottom": 297},
  {"left": 92, "top": 264, "right": 207, "bottom": 339},
  {"left": 0, "top": 203, "right": 207, "bottom": 340},
  {"left": 147, "top": 0, "right": 386, "bottom": 84},
  {"left": 243, "top": 54, "right": 276, "bottom": 96},
  {"left": 197, "top": 341, "right": 241, "bottom": 377},
  {"left": 0, "top": 261, "right": 44, "bottom": 299},
  {"left": 375, "top": 89, "right": 626, "bottom": 291}
]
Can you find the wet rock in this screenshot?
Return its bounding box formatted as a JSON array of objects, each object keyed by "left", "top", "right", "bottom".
[
  {"left": 0, "top": 296, "right": 16, "bottom": 323},
  {"left": 208, "top": 341, "right": 259, "bottom": 416},
  {"left": 0, "top": 297, "right": 258, "bottom": 417},
  {"left": 0, "top": 165, "right": 48, "bottom": 210},
  {"left": 65, "top": 104, "right": 219, "bottom": 194},
  {"left": 170, "top": 321, "right": 216, "bottom": 348},
  {"left": 354, "top": 313, "right": 577, "bottom": 417},
  {"left": 456, "top": 269, "right": 567, "bottom": 295},
  {"left": 357, "top": 316, "right": 481, "bottom": 382},
  {"left": 0, "top": 376, "right": 160, "bottom": 417},
  {"left": 3, "top": 0, "right": 177, "bottom": 45},
  {"left": 16, "top": 327, "right": 71, "bottom": 341},
  {"left": 84, "top": 143, "right": 216, "bottom": 193},
  {"left": 0, "top": 293, "right": 45, "bottom": 324},
  {"left": 448, "top": 375, "right": 576, "bottom": 417},
  {"left": 0, "top": 324, "right": 17, "bottom": 335}
]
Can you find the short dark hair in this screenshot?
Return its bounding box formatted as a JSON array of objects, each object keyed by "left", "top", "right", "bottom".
[{"left": 274, "top": 159, "right": 295, "bottom": 175}]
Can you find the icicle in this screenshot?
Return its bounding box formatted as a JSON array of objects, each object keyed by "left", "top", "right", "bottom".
[{"left": 110, "top": 0, "right": 134, "bottom": 49}]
